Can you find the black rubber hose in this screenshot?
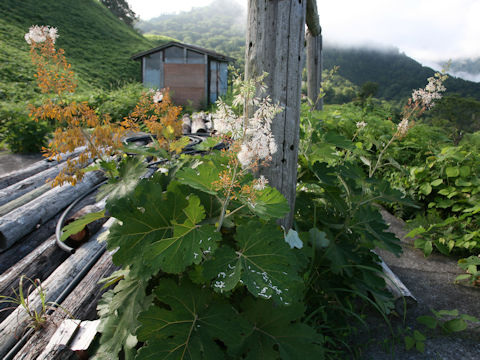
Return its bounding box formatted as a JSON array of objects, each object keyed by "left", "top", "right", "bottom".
[{"left": 55, "top": 180, "right": 107, "bottom": 254}]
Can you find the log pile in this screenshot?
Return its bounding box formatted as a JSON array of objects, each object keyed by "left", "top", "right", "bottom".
[
  {"left": 0, "top": 154, "right": 116, "bottom": 359},
  {"left": 182, "top": 111, "right": 212, "bottom": 134},
  {"left": 0, "top": 171, "right": 105, "bottom": 251}
]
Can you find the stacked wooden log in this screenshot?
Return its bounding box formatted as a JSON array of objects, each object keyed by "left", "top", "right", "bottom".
[
  {"left": 182, "top": 111, "right": 213, "bottom": 134},
  {"left": 0, "top": 154, "right": 117, "bottom": 359}
]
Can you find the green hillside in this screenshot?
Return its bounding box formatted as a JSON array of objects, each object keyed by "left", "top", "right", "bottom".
[
  {"left": 323, "top": 46, "right": 480, "bottom": 101},
  {"left": 0, "top": 0, "right": 155, "bottom": 101}
]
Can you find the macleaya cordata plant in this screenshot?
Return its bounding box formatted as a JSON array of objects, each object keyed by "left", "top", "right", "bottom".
[
  {"left": 25, "top": 25, "right": 126, "bottom": 185},
  {"left": 93, "top": 74, "right": 325, "bottom": 359},
  {"left": 368, "top": 71, "right": 448, "bottom": 178}
]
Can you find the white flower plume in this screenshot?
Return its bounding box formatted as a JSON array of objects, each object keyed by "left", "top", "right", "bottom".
[
  {"left": 214, "top": 94, "right": 281, "bottom": 168},
  {"left": 152, "top": 90, "right": 163, "bottom": 103},
  {"left": 25, "top": 25, "right": 59, "bottom": 44},
  {"left": 411, "top": 72, "right": 447, "bottom": 109}
]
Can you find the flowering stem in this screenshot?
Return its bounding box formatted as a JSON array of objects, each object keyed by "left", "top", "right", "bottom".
[
  {"left": 216, "top": 163, "right": 239, "bottom": 232},
  {"left": 369, "top": 135, "right": 395, "bottom": 178},
  {"left": 224, "top": 204, "right": 247, "bottom": 219}
]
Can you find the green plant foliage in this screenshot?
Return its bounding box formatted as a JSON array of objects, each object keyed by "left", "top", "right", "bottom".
[
  {"left": 0, "top": 0, "right": 153, "bottom": 97},
  {"left": 204, "top": 221, "right": 302, "bottom": 305},
  {"left": 146, "top": 194, "right": 220, "bottom": 274},
  {"left": 96, "top": 156, "right": 148, "bottom": 201},
  {"left": 60, "top": 210, "right": 106, "bottom": 241},
  {"left": 404, "top": 144, "right": 480, "bottom": 255},
  {"left": 177, "top": 161, "right": 222, "bottom": 195},
  {"left": 95, "top": 270, "right": 151, "bottom": 360},
  {"left": 4, "top": 116, "right": 50, "bottom": 153},
  {"left": 136, "top": 278, "right": 250, "bottom": 360},
  {"left": 243, "top": 187, "right": 291, "bottom": 219},
  {"left": 456, "top": 255, "right": 480, "bottom": 285},
  {"left": 93, "top": 134, "right": 330, "bottom": 358},
  {"left": 238, "top": 298, "right": 325, "bottom": 359}
]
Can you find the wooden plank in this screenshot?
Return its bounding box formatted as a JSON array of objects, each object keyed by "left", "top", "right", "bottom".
[
  {"left": 0, "top": 171, "right": 105, "bottom": 251},
  {"left": 69, "top": 320, "right": 100, "bottom": 351},
  {"left": 306, "top": 30, "right": 323, "bottom": 110},
  {"left": 36, "top": 319, "right": 80, "bottom": 360},
  {"left": 12, "top": 250, "right": 116, "bottom": 359},
  {"left": 0, "top": 219, "right": 115, "bottom": 359},
  {"left": 245, "top": 0, "right": 306, "bottom": 229}
]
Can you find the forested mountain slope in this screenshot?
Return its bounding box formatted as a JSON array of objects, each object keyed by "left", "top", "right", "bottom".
[{"left": 137, "top": 1, "right": 480, "bottom": 101}]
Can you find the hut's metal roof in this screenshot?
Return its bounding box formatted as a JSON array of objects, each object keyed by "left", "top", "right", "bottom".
[{"left": 131, "top": 41, "right": 235, "bottom": 62}]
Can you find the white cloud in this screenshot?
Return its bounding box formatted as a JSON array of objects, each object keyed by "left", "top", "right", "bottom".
[
  {"left": 129, "top": 0, "right": 244, "bottom": 20},
  {"left": 318, "top": 0, "right": 480, "bottom": 62},
  {"left": 129, "top": 0, "right": 480, "bottom": 63}
]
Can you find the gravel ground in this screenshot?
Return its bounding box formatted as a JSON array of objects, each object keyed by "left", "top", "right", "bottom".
[{"left": 0, "top": 151, "right": 44, "bottom": 174}]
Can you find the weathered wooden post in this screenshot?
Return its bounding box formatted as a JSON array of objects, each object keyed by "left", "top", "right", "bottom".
[
  {"left": 306, "top": 0, "right": 323, "bottom": 110},
  {"left": 245, "top": 0, "right": 307, "bottom": 229}
]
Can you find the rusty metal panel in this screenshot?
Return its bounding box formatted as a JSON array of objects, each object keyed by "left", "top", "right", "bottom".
[{"left": 164, "top": 64, "right": 205, "bottom": 108}]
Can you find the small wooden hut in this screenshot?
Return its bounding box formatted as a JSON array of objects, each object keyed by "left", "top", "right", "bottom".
[{"left": 132, "top": 41, "right": 233, "bottom": 108}]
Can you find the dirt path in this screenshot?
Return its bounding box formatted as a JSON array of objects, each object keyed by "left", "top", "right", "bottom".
[
  {"left": 0, "top": 151, "right": 44, "bottom": 175},
  {"left": 358, "top": 210, "right": 480, "bottom": 359}
]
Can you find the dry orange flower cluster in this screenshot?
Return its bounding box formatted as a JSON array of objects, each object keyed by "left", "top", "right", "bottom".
[
  {"left": 26, "top": 26, "right": 183, "bottom": 186},
  {"left": 124, "top": 89, "right": 182, "bottom": 151},
  {"left": 213, "top": 141, "right": 262, "bottom": 207},
  {"left": 28, "top": 31, "right": 76, "bottom": 95}
]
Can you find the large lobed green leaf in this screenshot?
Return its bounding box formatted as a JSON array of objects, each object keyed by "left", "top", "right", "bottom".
[
  {"left": 204, "top": 221, "right": 302, "bottom": 305},
  {"left": 106, "top": 179, "right": 219, "bottom": 277},
  {"left": 244, "top": 186, "right": 290, "bottom": 220},
  {"left": 97, "top": 156, "right": 148, "bottom": 201},
  {"left": 177, "top": 161, "right": 221, "bottom": 195},
  {"left": 94, "top": 270, "right": 151, "bottom": 360},
  {"left": 145, "top": 195, "right": 221, "bottom": 273},
  {"left": 136, "top": 279, "right": 250, "bottom": 360},
  {"left": 238, "top": 298, "right": 325, "bottom": 360}
]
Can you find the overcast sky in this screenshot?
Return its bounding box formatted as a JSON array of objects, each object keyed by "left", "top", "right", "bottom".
[{"left": 128, "top": 0, "right": 480, "bottom": 66}]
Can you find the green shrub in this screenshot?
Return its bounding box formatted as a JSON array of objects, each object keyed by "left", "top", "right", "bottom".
[
  {"left": 4, "top": 116, "right": 50, "bottom": 153},
  {"left": 73, "top": 82, "right": 146, "bottom": 122}
]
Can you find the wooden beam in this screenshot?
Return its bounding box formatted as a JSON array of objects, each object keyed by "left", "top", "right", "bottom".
[
  {"left": 0, "top": 192, "right": 97, "bottom": 274},
  {"left": 0, "top": 147, "right": 85, "bottom": 190},
  {"left": 0, "top": 200, "right": 108, "bottom": 322},
  {"left": 0, "top": 158, "right": 79, "bottom": 207},
  {"left": 245, "top": 0, "right": 306, "bottom": 229},
  {"left": 306, "top": 30, "right": 323, "bottom": 110},
  {"left": 306, "top": 0, "right": 321, "bottom": 36},
  {"left": 0, "top": 183, "right": 51, "bottom": 217}
]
